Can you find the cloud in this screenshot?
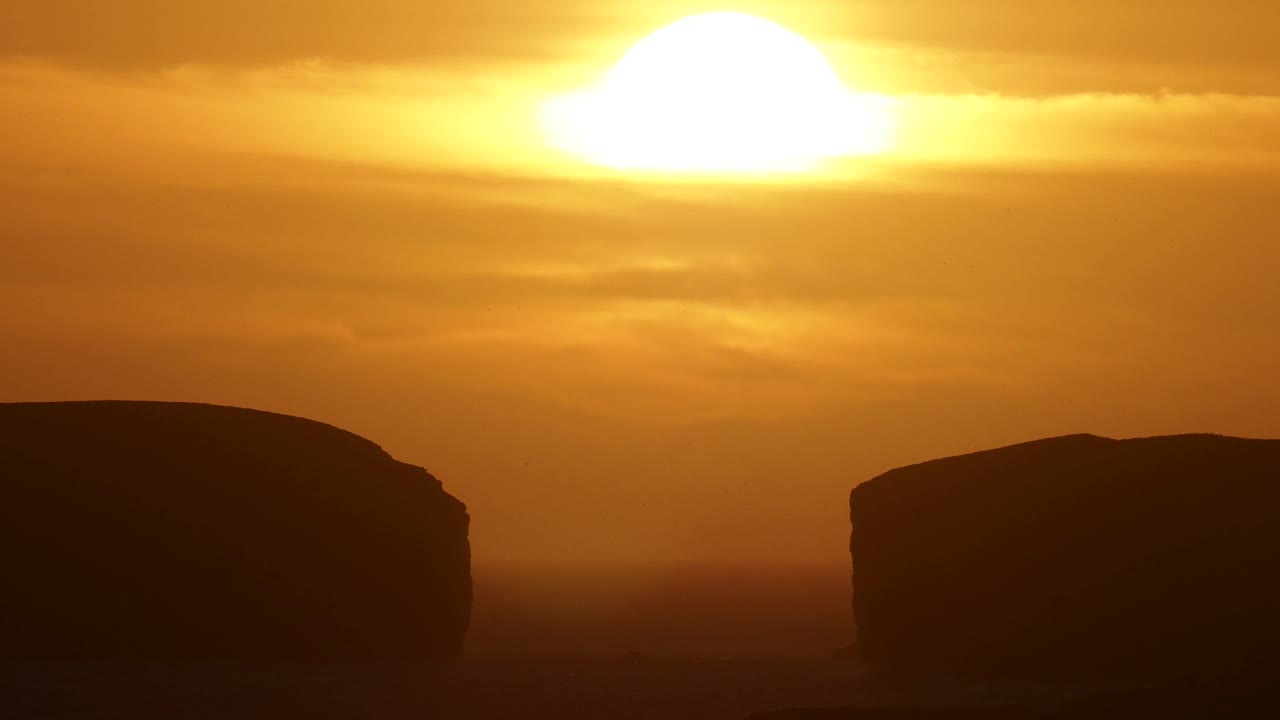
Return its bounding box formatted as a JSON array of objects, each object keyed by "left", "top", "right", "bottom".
[
  {"left": 4, "top": 45, "right": 1280, "bottom": 429},
  {"left": 5, "top": 58, "right": 1280, "bottom": 187},
  {"left": 5, "top": 136, "right": 1279, "bottom": 427},
  {"left": 883, "top": 92, "right": 1280, "bottom": 169},
  {"left": 8, "top": 2, "right": 1280, "bottom": 103},
  {"left": 821, "top": 0, "right": 1280, "bottom": 93},
  {"left": 0, "top": 1, "right": 607, "bottom": 69}
]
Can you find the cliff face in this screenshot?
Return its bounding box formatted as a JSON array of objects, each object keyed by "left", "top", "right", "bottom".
[
  {"left": 0, "top": 401, "right": 471, "bottom": 662},
  {"left": 851, "top": 434, "right": 1280, "bottom": 680}
]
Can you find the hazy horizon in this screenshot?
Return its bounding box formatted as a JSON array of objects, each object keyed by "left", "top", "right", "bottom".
[{"left": 467, "top": 560, "right": 854, "bottom": 660}]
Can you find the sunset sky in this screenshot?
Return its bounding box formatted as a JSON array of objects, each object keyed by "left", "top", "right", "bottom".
[{"left": 3, "top": 1, "right": 1279, "bottom": 566}]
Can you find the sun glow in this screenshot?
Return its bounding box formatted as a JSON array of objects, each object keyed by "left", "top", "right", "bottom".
[{"left": 542, "top": 12, "right": 896, "bottom": 174}]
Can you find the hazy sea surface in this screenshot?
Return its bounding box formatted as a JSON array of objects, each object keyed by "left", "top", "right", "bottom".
[
  {"left": 3, "top": 660, "right": 1090, "bottom": 719},
  {"left": 3, "top": 661, "right": 865, "bottom": 719},
  {"left": 467, "top": 562, "right": 856, "bottom": 660},
  {"left": 0, "top": 564, "right": 1084, "bottom": 718},
  {"left": 435, "top": 659, "right": 878, "bottom": 719}
]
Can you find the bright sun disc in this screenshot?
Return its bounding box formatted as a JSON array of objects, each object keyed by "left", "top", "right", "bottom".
[{"left": 543, "top": 12, "right": 896, "bottom": 174}]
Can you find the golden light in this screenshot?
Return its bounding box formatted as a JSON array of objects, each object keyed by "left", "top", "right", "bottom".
[{"left": 542, "top": 12, "right": 897, "bottom": 174}]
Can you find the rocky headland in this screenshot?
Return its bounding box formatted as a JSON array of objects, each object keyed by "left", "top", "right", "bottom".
[
  {"left": 850, "top": 434, "right": 1280, "bottom": 681},
  {"left": 0, "top": 401, "right": 471, "bottom": 662}
]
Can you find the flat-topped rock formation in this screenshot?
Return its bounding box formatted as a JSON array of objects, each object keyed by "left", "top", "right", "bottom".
[
  {"left": 0, "top": 401, "right": 471, "bottom": 662},
  {"left": 850, "top": 434, "right": 1280, "bottom": 681}
]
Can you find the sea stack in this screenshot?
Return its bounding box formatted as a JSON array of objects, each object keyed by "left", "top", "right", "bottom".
[
  {"left": 850, "top": 434, "right": 1280, "bottom": 681},
  {"left": 0, "top": 401, "right": 471, "bottom": 662}
]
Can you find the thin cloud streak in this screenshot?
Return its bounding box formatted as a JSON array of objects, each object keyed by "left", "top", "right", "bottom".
[{"left": 4, "top": 60, "right": 1280, "bottom": 181}]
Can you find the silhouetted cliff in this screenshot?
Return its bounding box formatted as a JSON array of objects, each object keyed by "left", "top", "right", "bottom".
[
  {"left": 851, "top": 434, "right": 1280, "bottom": 680},
  {"left": 0, "top": 401, "right": 471, "bottom": 661}
]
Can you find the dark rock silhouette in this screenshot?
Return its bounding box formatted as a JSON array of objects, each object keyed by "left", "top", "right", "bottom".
[
  {"left": 850, "top": 434, "right": 1280, "bottom": 681},
  {"left": 0, "top": 401, "right": 471, "bottom": 661}
]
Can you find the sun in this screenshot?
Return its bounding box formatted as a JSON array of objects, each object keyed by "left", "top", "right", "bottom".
[{"left": 542, "top": 12, "right": 896, "bottom": 174}]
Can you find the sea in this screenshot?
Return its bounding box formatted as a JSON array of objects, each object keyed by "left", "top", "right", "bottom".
[{"left": 0, "top": 564, "right": 1084, "bottom": 718}]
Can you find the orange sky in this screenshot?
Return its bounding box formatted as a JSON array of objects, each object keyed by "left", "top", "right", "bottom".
[{"left": 3, "top": 1, "right": 1280, "bottom": 565}]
